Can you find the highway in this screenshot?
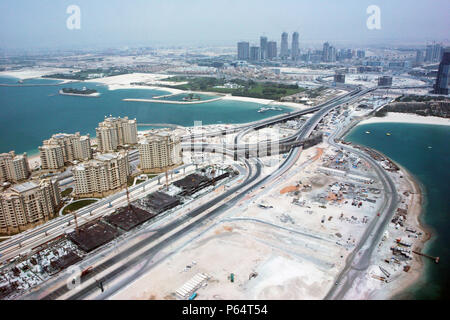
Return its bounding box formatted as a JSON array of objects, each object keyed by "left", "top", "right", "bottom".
[
  {"left": 31, "top": 154, "right": 259, "bottom": 300},
  {"left": 324, "top": 122, "right": 399, "bottom": 300},
  {"left": 0, "top": 164, "right": 196, "bottom": 263},
  {"left": 11, "top": 85, "right": 379, "bottom": 299},
  {"left": 59, "top": 84, "right": 365, "bottom": 300}
]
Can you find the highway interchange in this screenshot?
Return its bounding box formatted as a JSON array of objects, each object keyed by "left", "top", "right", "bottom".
[{"left": 1, "top": 84, "right": 414, "bottom": 300}]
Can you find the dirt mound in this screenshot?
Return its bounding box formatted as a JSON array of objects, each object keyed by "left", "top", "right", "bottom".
[{"left": 280, "top": 186, "right": 299, "bottom": 194}]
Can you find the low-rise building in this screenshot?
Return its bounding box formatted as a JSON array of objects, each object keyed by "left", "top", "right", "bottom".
[
  {"left": 0, "top": 151, "right": 31, "bottom": 183},
  {"left": 138, "top": 132, "right": 182, "bottom": 173},
  {"left": 72, "top": 151, "right": 130, "bottom": 198},
  {"left": 0, "top": 179, "right": 61, "bottom": 234}
]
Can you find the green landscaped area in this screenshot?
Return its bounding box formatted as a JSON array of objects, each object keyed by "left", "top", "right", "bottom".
[
  {"left": 160, "top": 76, "right": 310, "bottom": 100},
  {"left": 62, "top": 199, "right": 98, "bottom": 215},
  {"left": 61, "top": 187, "right": 73, "bottom": 197}
]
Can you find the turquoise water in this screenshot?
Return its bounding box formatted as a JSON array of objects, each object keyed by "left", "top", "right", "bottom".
[
  {"left": 0, "top": 76, "right": 292, "bottom": 156},
  {"left": 345, "top": 122, "right": 450, "bottom": 300}
]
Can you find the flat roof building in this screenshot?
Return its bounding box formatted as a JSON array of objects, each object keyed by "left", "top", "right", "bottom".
[
  {"left": 96, "top": 116, "right": 137, "bottom": 153},
  {"left": 0, "top": 151, "right": 31, "bottom": 183},
  {"left": 72, "top": 151, "right": 130, "bottom": 198},
  {"left": 237, "top": 42, "right": 250, "bottom": 61},
  {"left": 138, "top": 132, "right": 182, "bottom": 173},
  {"left": 0, "top": 179, "right": 61, "bottom": 234},
  {"left": 434, "top": 47, "right": 450, "bottom": 95},
  {"left": 39, "top": 132, "right": 92, "bottom": 171}
]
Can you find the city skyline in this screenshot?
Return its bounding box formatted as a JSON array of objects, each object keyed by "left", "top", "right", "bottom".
[{"left": 0, "top": 0, "right": 449, "bottom": 50}]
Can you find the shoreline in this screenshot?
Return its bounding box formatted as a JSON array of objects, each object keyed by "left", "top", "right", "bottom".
[
  {"left": 343, "top": 119, "right": 433, "bottom": 300},
  {"left": 384, "top": 162, "right": 431, "bottom": 299},
  {"left": 357, "top": 112, "right": 450, "bottom": 127}
]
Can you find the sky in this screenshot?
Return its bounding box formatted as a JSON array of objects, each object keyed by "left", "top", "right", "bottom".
[{"left": 0, "top": 0, "right": 449, "bottom": 50}]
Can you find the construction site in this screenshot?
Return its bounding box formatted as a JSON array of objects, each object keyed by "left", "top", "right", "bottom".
[
  {"left": 0, "top": 165, "right": 237, "bottom": 300},
  {"left": 107, "top": 94, "right": 430, "bottom": 301}
]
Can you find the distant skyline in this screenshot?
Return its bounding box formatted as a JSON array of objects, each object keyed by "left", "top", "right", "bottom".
[{"left": 0, "top": 0, "right": 449, "bottom": 51}]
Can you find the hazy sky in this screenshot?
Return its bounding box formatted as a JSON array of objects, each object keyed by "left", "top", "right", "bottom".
[{"left": 0, "top": 0, "right": 449, "bottom": 50}]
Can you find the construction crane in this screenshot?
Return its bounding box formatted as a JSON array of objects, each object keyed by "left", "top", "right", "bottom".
[
  {"left": 125, "top": 183, "right": 132, "bottom": 211},
  {"left": 73, "top": 211, "right": 79, "bottom": 234},
  {"left": 165, "top": 168, "right": 169, "bottom": 191}
]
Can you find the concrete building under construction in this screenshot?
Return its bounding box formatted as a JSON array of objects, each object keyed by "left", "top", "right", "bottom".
[
  {"left": 68, "top": 221, "right": 119, "bottom": 253},
  {"left": 173, "top": 172, "right": 231, "bottom": 197},
  {"left": 104, "top": 205, "right": 157, "bottom": 232}
]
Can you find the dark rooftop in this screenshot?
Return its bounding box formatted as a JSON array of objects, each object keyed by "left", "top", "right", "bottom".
[
  {"left": 68, "top": 221, "right": 119, "bottom": 253},
  {"left": 105, "top": 205, "right": 156, "bottom": 232}
]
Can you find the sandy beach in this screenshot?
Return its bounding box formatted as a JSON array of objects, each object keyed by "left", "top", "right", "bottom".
[
  {"left": 0, "top": 67, "right": 78, "bottom": 80},
  {"left": 358, "top": 112, "right": 450, "bottom": 126},
  {"left": 381, "top": 163, "right": 430, "bottom": 299}
]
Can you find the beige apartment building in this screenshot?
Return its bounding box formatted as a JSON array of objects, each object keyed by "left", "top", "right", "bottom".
[
  {"left": 0, "top": 179, "right": 61, "bottom": 234},
  {"left": 0, "top": 151, "right": 31, "bottom": 183},
  {"left": 96, "top": 116, "right": 137, "bottom": 152},
  {"left": 39, "top": 132, "right": 92, "bottom": 171},
  {"left": 138, "top": 132, "right": 182, "bottom": 173},
  {"left": 72, "top": 151, "right": 130, "bottom": 198}
]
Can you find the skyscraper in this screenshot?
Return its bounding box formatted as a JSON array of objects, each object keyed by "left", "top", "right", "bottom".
[
  {"left": 322, "top": 42, "right": 336, "bottom": 62},
  {"left": 250, "top": 46, "right": 261, "bottom": 61},
  {"left": 425, "top": 43, "right": 443, "bottom": 62},
  {"left": 434, "top": 47, "right": 450, "bottom": 95},
  {"left": 280, "top": 32, "right": 289, "bottom": 59},
  {"left": 322, "top": 42, "right": 330, "bottom": 62},
  {"left": 291, "top": 32, "right": 299, "bottom": 60},
  {"left": 415, "top": 50, "right": 424, "bottom": 65},
  {"left": 267, "top": 41, "right": 277, "bottom": 60},
  {"left": 260, "top": 36, "right": 268, "bottom": 60},
  {"left": 237, "top": 41, "right": 250, "bottom": 60},
  {"left": 357, "top": 50, "right": 366, "bottom": 59}
]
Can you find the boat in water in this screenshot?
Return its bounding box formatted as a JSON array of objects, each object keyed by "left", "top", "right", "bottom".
[
  {"left": 386, "top": 132, "right": 391, "bottom": 136},
  {"left": 257, "top": 106, "right": 283, "bottom": 113},
  {"left": 365, "top": 131, "right": 371, "bottom": 134}
]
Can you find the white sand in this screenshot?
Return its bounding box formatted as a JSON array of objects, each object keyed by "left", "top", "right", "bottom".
[
  {"left": 86, "top": 72, "right": 186, "bottom": 94},
  {"left": 0, "top": 67, "right": 77, "bottom": 80},
  {"left": 222, "top": 95, "right": 307, "bottom": 109},
  {"left": 358, "top": 112, "right": 450, "bottom": 126}
]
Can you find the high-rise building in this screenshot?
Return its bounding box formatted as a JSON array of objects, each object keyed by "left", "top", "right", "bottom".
[
  {"left": 378, "top": 76, "right": 393, "bottom": 87},
  {"left": 72, "top": 151, "right": 130, "bottom": 197},
  {"left": 415, "top": 50, "right": 424, "bottom": 64},
  {"left": 425, "top": 43, "right": 443, "bottom": 62},
  {"left": 250, "top": 46, "right": 261, "bottom": 61},
  {"left": 329, "top": 46, "right": 337, "bottom": 62},
  {"left": 237, "top": 42, "right": 250, "bottom": 60},
  {"left": 0, "top": 179, "right": 61, "bottom": 234},
  {"left": 434, "top": 47, "right": 450, "bottom": 95},
  {"left": 322, "top": 42, "right": 330, "bottom": 62},
  {"left": 39, "top": 132, "right": 92, "bottom": 171},
  {"left": 0, "top": 151, "right": 31, "bottom": 183},
  {"left": 96, "top": 116, "right": 138, "bottom": 153},
  {"left": 334, "top": 72, "right": 346, "bottom": 84},
  {"left": 291, "top": 32, "right": 299, "bottom": 60},
  {"left": 138, "top": 132, "right": 182, "bottom": 173},
  {"left": 357, "top": 50, "right": 366, "bottom": 59},
  {"left": 267, "top": 41, "right": 277, "bottom": 60},
  {"left": 280, "top": 32, "right": 289, "bottom": 59},
  {"left": 260, "top": 36, "right": 268, "bottom": 60},
  {"left": 322, "top": 42, "right": 337, "bottom": 62}
]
